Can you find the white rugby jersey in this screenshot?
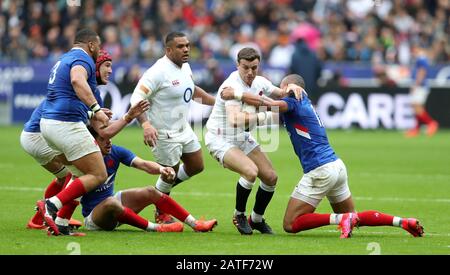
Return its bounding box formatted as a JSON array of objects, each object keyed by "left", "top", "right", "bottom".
[
  {"left": 206, "top": 71, "right": 276, "bottom": 140},
  {"left": 136, "top": 55, "right": 195, "bottom": 132}
]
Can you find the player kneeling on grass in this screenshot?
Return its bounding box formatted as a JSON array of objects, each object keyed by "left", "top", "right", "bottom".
[
  {"left": 78, "top": 126, "right": 217, "bottom": 234},
  {"left": 221, "top": 74, "right": 424, "bottom": 238}
]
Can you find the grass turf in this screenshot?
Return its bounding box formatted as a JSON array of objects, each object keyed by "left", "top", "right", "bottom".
[{"left": 0, "top": 125, "right": 449, "bottom": 255}]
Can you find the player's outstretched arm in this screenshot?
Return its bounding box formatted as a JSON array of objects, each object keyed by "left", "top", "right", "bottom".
[
  {"left": 92, "top": 100, "right": 150, "bottom": 139},
  {"left": 221, "top": 87, "right": 289, "bottom": 113},
  {"left": 193, "top": 85, "right": 215, "bottom": 105},
  {"left": 131, "top": 157, "right": 176, "bottom": 180},
  {"left": 269, "top": 84, "right": 304, "bottom": 100}
]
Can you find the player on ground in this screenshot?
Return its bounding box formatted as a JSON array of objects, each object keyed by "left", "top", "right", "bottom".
[
  {"left": 81, "top": 126, "right": 218, "bottom": 233},
  {"left": 130, "top": 31, "right": 215, "bottom": 224},
  {"left": 221, "top": 74, "right": 424, "bottom": 238},
  {"left": 405, "top": 43, "right": 439, "bottom": 137},
  {"left": 46, "top": 49, "right": 149, "bottom": 236},
  {"left": 36, "top": 28, "right": 111, "bottom": 235},
  {"left": 204, "top": 47, "right": 302, "bottom": 235},
  {"left": 26, "top": 49, "right": 149, "bottom": 235}
]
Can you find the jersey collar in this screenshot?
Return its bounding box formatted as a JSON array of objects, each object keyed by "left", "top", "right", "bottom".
[
  {"left": 71, "top": 47, "right": 90, "bottom": 57},
  {"left": 164, "top": 55, "right": 183, "bottom": 69}
]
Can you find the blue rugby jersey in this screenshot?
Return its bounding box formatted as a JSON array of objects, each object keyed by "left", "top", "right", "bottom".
[
  {"left": 281, "top": 94, "right": 337, "bottom": 173},
  {"left": 23, "top": 100, "right": 45, "bottom": 133},
  {"left": 412, "top": 56, "right": 429, "bottom": 87},
  {"left": 42, "top": 48, "right": 97, "bottom": 123},
  {"left": 80, "top": 144, "right": 136, "bottom": 217},
  {"left": 23, "top": 88, "right": 103, "bottom": 133}
]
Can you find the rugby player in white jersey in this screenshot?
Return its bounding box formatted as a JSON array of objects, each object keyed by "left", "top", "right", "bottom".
[
  {"left": 130, "top": 32, "right": 215, "bottom": 223},
  {"left": 205, "top": 47, "right": 302, "bottom": 235}
]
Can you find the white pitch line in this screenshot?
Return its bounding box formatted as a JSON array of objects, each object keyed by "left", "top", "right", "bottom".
[
  {"left": 353, "top": 196, "right": 450, "bottom": 203},
  {"left": 170, "top": 192, "right": 450, "bottom": 204},
  {"left": 0, "top": 186, "right": 44, "bottom": 192},
  {"left": 356, "top": 172, "right": 450, "bottom": 180},
  {"left": 2, "top": 186, "right": 449, "bottom": 204}
]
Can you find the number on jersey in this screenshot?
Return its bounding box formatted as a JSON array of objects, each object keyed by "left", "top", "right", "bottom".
[{"left": 48, "top": 61, "right": 61, "bottom": 84}]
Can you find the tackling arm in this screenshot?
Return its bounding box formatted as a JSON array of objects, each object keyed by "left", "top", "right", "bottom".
[
  {"left": 91, "top": 100, "right": 150, "bottom": 139},
  {"left": 268, "top": 84, "right": 304, "bottom": 100},
  {"left": 131, "top": 157, "right": 176, "bottom": 179},
  {"left": 222, "top": 87, "right": 289, "bottom": 113}
]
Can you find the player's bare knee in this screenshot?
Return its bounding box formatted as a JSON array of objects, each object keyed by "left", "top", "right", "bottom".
[
  {"left": 242, "top": 165, "right": 258, "bottom": 182},
  {"left": 265, "top": 171, "right": 278, "bottom": 186},
  {"left": 283, "top": 220, "right": 294, "bottom": 233},
  {"left": 94, "top": 169, "right": 108, "bottom": 183},
  {"left": 103, "top": 198, "right": 122, "bottom": 214},
  {"left": 185, "top": 162, "right": 204, "bottom": 176},
  {"left": 144, "top": 186, "right": 161, "bottom": 202},
  {"left": 193, "top": 163, "right": 204, "bottom": 174}
]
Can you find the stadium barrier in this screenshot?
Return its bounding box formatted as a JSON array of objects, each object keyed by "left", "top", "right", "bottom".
[
  {"left": 3, "top": 61, "right": 450, "bottom": 128},
  {"left": 313, "top": 86, "right": 450, "bottom": 129}
]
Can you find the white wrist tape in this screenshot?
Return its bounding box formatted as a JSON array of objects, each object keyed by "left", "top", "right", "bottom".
[
  {"left": 90, "top": 103, "right": 101, "bottom": 113},
  {"left": 234, "top": 90, "right": 243, "bottom": 101}
]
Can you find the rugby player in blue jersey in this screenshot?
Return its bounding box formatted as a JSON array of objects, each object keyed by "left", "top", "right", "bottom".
[
  {"left": 21, "top": 99, "right": 81, "bottom": 230},
  {"left": 24, "top": 49, "right": 149, "bottom": 235},
  {"left": 405, "top": 43, "right": 439, "bottom": 137},
  {"left": 80, "top": 126, "right": 218, "bottom": 233},
  {"left": 221, "top": 74, "right": 424, "bottom": 238},
  {"left": 36, "top": 28, "right": 108, "bottom": 235}
]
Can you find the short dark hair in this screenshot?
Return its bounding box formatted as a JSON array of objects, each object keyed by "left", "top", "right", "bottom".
[
  {"left": 237, "top": 47, "right": 260, "bottom": 63},
  {"left": 74, "top": 28, "right": 99, "bottom": 44},
  {"left": 165, "top": 31, "right": 186, "bottom": 46},
  {"left": 281, "top": 74, "right": 306, "bottom": 89}
]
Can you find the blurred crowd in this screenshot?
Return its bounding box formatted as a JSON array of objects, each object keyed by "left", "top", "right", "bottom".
[{"left": 1, "top": 0, "right": 450, "bottom": 67}]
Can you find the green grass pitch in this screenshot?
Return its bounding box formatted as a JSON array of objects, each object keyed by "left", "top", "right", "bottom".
[{"left": 0, "top": 125, "right": 449, "bottom": 255}]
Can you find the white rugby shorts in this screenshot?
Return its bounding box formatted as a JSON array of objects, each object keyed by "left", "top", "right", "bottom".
[
  {"left": 291, "top": 159, "right": 351, "bottom": 208},
  {"left": 410, "top": 86, "right": 430, "bottom": 105},
  {"left": 40, "top": 118, "right": 100, "bottom": 162},
  {"left": 205, "top": 131, "right": 259, "bottom": 165},
  {"left": 151, "top": 125, "right": 201, "bottom": 167},
  {"left": 83, "top": 192, "right": 122, "bottom": 231},
  {"left": 20, "top": 130, "right": 61, "bottom": 165}
]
